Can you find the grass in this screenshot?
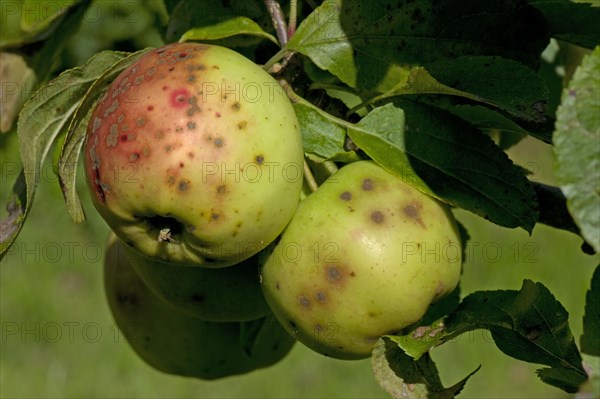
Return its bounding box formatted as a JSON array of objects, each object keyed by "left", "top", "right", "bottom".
[{"left": 1, "top": 134, "right": 597, "bottom": 398}]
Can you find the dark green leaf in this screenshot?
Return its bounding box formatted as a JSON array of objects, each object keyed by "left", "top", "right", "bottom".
[
  {"left": 536, "top": 367, "right": 591, "bottom": 394},
  {"left": 58, "top": 49, "right": 151, "bottom": 223},
  {"left": 371, "top": 338, "right": 478, "bottom": 399},
  {"left": 165, "top": 0, "right": 268, "bottom": 46},
  {"left": 529, "top": 0, "right": 600, "bottom": 49},
  {"left": 581, "top": 265, "right": 600, "bottom": 356},
  {"left": 390, "top": 280, "right": 587, "bottom": 393},
  {"left": 425, "top": 56, "right": 549, "bottom": 123},
  {"left": 0, "top": 50, "right": 133, "bottom": 259},
  {"left": 448, "top": 105, "right": 533, "bottom": 148},
  {"left": 26, "top": 0, "right": 92, "bottom": 82},
  {"left": 287, "top": 0, "right": 549, "bottom": 89},
  {"left": 348, "top": 101, "right": 538, "bottom": 231},
  {"left": 554, "top": 46, "right": 600, "bottom": 252},
  {"left": 0, "top": 0, "right": 86, "bottom": 48},
  {"left": 179, "top": 17, "right": 278, "bottom": 45}
]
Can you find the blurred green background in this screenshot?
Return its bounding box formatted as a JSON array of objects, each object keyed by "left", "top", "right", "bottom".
[{"left": 1, "top": 1, "right": 599, "bottom": 397}]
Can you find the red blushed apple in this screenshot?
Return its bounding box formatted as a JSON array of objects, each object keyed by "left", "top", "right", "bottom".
[{"left": 85, "top": 43, "right": 304, "bottom": 267}]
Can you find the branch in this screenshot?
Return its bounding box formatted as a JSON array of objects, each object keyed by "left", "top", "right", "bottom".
[{"left": 264, "top": 0, "right": 288, "bottom": 46}]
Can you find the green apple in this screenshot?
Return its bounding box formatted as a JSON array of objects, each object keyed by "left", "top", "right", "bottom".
[
  {"left": 260, "top": 161, "right": 462, "bottom": 359},
  {"left": 104, "top": 235, "right": 295, "bottom": 379},
  {"left": 85, "top": 43, "right": 304, "bottom": 267},
  {"left": 108, "top": 233, "right": 271, "bottom": 321}
]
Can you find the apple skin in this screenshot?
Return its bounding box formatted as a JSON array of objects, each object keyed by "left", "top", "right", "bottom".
[
  {"left": 104, "top": 235, "right": 296, "bottom": 379},
  {"left": 260, "top": 161, "right": 462, "bottom": 360},
  {"left": 108, "top": 233, "right": 271, "bottom": 321},
  {"left": 85, "top": 43, "right": 304, "bottom": 267}
]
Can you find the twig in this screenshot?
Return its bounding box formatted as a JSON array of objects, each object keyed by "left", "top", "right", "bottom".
[
  {"left": 264, "top": 0, "right": 288, "bottom": 46},
  {"left": 303, "top": 160, "right": 319, "bottom": 192},
  {"left": 288, "top": 0, "right": 298, "bottom": 38}
]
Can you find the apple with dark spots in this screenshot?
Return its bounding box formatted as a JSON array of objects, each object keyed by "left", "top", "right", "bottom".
[
  {"left": 260, "top": 161, "right": 462, "bottom": 359},
  {"left": 108, "top": 233, "right": 270, "bottom": 321},
  {"left": 104, "top": 234, "right": 295, "bottom": 379},
  {"left": 85, "top": 42, "right": 304, "bottom": 267}
]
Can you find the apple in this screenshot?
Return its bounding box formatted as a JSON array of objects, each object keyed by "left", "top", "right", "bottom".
[
  {"left": 260, "top": 161, "right": 462, "bottom": 359},
  {"left": 108, "top": 233, "right": 271, "bottom": 321},
  {"left": 85, "top": 43, "right": 304, "bottom": 267},
  {"left": 104, "top": 234, "right": 296, "bottom": 379}
]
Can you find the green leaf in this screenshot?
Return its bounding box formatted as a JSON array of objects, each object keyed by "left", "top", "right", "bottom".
[
  {"left": 20, "top": 0, "right": 80, "bottom": 33},
  {"left": 25, "top": 0, "right": 92, "bottom": 82},
  {"left": 58, "top": 49, "right": 151, "bottom": 223},
  {"left": 425, "top": 57, "right": 549, "bottom": 123},
  {"left": 293, "top": 101, "right": 356, "bottom": 161},
  {"left": 390, "top": 280, "right": 587, "bottom": 393},
  {"left": 554, "top": 46, "right": 600, "bottom": 252},
  {"left": 364, "top": 57, "right": 550, "bottom": 127},
  {"left": 581, "top": 265, "right": 600, "bottom": 356},
  {"left": 179, "top": 17, "right": 278, "bottom": 45},
  {"left": 0, "top": 50, "right": 134, "bottom": 259},
  {"left": 348, "top": 101, "right": 539, "bottom": 231},
  {"left": 287, "top": 0, "right": 549, "bottom": 89},
  {"left": 529, "top": 0, "right": 600, "bottom": 49},
  {"left": 371, "top": 338, "right": 479, "bottom": 399},
  {"left": 0, "top": 0, "right": 85, "bottom": 48},
  {"left": 448, "top": 105, "right": 534, "bottom": 149},
  {"left": 165, "top": 0, "right": 267, "bottom": 45}
]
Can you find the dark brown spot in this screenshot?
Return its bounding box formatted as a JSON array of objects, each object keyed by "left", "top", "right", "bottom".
[
  {"left": 187, "top": 121, "right": 196, "bottom": 130},
  {"left": 362, "top": 178, "right": 374, "bottom": 191},
  {"left": 211, "top": 212, "right": 221, "bottom": 221},
  {"left": 179, "top": 162, "right": 184, "bottom": 168},
  {"left": 237, "top": 121, "right": 247, "bottom": 130},
  {"left": 178, "top": 180, "right": 189, "bottom": 191},
  {"left": 339, "top": 191, "right": 352, "bottom": 201},
  {"left": 275, "top": 282, "right": 280, "bottom": 290},
  {"left": 216, "top": 185, "right": 227, "bottom": 195},
  {"left": 315, "top": 291, "right": 328, "bottom": 304},
  {"left": 214, "top": 137, "right": 224, "bottom": 148},
  {"left": 187, "top": 152, "right": 195, "bottom": 159},
  {"left": 231, "top": 102, "right": 241, "bottom": 111},
  {"left": 298, "top": 295, "right": 311, "bottom": 309},
  {"left": 326, "top": 265, "right": 343, "bottom": 284},
  {"left": 256, "top": 155, "right": 264, "bottom": 165},
  {"left": 371, "top": 210, "right": 384, "bottom": 224},
  {"left": 404, "top": 203, "right": 426, "bottom": 228},
  {"left": 147, "top": 105, "right": 154, "bottom": 111},
  {"left": 404, "top": 204, "right": 419, "bottom": 218}
]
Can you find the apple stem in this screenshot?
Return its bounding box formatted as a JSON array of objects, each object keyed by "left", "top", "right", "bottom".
[
  {"left": 303, "top": 160, "right": 319, "bottom": 193},
  {"left": 263, "top": 48, "right": 288, "bottom": 72}
]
